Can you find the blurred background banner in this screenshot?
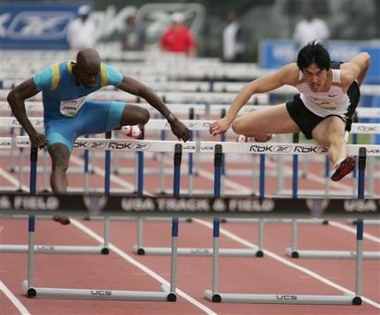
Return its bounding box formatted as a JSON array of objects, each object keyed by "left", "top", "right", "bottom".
[
  {"left": 0, "top": 3, "right": 81, "bottom": 49},
  {"left": 260, "top": 40, "right": 380, "bottom": 84}
]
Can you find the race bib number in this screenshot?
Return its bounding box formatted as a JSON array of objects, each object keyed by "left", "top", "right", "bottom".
[{"left": 60, "top": 97, "right": 86, "bottom": 117}]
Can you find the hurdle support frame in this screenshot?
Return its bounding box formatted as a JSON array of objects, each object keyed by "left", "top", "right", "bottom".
[
  {"left": 22, "top": 281, "right": 176, "bottom": 302},
  {"left": 20, "top": 141, "right": 186, "bottom": 302},
  {"left": 203, "top": 145, "right": 372, "bottom": 306},
  {"left": 203, "top": 291, "right": 361, "bottom": 305}
]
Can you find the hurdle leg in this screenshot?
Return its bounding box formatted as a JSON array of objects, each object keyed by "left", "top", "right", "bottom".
[
  {"left": 205, "top": 144, "right": 222, "bottom": 302},
  {"left": 256, "top": 219, "right": 265, "bottom": 257},
  {"left": 26, "top": 215, "right": 36, "bottom": 296},
  {"left": 167, "top": 217, "right": 179, "bottom": 301},
  {"left": 287, "top": 219, "right": 299, "bottom": 258},
  {"left": 17, "top": 147, "right": 25, "bottom": 192},
  {"left": 134, "top": 149, "right": 147, "bottom": 254},
  {"left": 135, "top": 218, "right": 145, "bottom": 254},
  {"left": 41, "top": 149, "right": 50, "bottom": 192},
  {"left": 25, "top": 147, "right": 38, "bottom": 296},
  {"left": 208, "top": 218, "right": 221, "bottom": 302},
  {"left": 165, "top": 144, "right": 184, "bottom": 301}
]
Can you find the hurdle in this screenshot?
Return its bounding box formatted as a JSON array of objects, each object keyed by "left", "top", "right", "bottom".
[
  {"left": 0, "top": 132, "right": 113, "bottom": 255},
  {"left": 284, "top": 122, "right": 380, "bottom": 260},
  {"left": 8, "top": 140, "right": 194, "bottom": 301},
  {"left": 203, "top": 142, "right": 378, "bottom": 305},
  {"left": 131, "top": 111, "right": 264, "bottom": 257}
]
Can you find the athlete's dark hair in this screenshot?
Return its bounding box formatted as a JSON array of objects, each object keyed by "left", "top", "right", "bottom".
[{"left": 297, "top": 41, "right": 331, "bottom": 71}]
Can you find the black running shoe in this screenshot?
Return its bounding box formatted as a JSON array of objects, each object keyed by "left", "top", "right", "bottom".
[
  {"left": 330, "top": 156, "right": 356, "bottom": 181},
  {"left": 53, "top": 216, "right": 71, "bottom": 225}
]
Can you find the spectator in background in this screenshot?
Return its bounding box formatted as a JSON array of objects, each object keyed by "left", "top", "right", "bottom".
[
  {"left": 119, "top": 12, "right": 146, "bottom": 52},
  {"left": 222, "top": 11, "right": 245, "bottom": 62},
  {"left": 159, "top": 12, "right": 197, "bottom": 56},
  {"left": 67, "top": 5, "right": 98, "bottom": 50},
  {"left": 293, "top": 8, "right": 330, "bottom": 48}
]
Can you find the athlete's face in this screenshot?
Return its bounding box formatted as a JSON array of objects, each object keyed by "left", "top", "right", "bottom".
[
  {"left": 76, "top": 63, "right": 100, "bottom": 88},
  {"left": 302, "top": 64, "right": 328, "bottom": 92}
]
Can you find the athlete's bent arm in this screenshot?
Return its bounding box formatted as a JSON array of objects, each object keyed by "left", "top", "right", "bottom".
[
  {"left": 210, "top": 64, "right": 298, "bottom": 136},
  {"left": 117, "top": 75, "right": 190, "bottom": 141},
  {"left": 343, "top": 52, "right": 370, "bottom": 87},
  {"left": 7, "top": 79, "right": 47, "bottom": 148}
]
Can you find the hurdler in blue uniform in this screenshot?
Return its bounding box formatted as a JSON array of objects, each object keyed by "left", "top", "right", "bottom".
[{"left": 8, "top": 48, "right": 190, "bottom": 225}]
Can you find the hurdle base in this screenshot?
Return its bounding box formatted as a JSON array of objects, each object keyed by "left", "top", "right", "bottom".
[
  {"left": 285, "top": 248, "right": 380, "bottom": 259},
  {"left": 0, "top": 245, "right": 108, "bottom": 254},
  {"left": 204, "top": 290, "right": 360, "bottom": 305},
  {"left": 133, "top": 245, "right": 261, "bottom": 257},
  {"left": 221, "top": 218, "right": 328, "bottom": 225},
  {"left": 22, "top": 281, "right": 174, "bottom": 301}
]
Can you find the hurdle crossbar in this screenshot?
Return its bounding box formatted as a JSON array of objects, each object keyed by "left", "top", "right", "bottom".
[
  {"left": 1, "top": 117, "right": 379, "bottom": 134},
  {"left": 2, "top": 138, "right": 380, "bottom": 157}
]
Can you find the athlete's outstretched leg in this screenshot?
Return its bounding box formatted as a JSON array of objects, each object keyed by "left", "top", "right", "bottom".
[
  {"left": 313, "top": 116, "right": 355, "bottom": 181},
  {"left": 113, "top": 104, "right": 150, "bottom": 139},
  {"left": 119, "top": 104, "right": 150, "bottom": 126}
]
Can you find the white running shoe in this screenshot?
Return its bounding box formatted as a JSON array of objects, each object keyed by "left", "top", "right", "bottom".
[
  {"left": 236, "top": 134, "right": 273, "bottom": 142},
  {"left": 121, "top": 125, "right": 143, "bottom": 139}
]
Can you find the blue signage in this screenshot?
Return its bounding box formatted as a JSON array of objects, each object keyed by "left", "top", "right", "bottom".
[
  {"left": 0, "top": 3, "right": 83, "bottom": 50},
  {"left": 259, "top": 40, "right": 380, "bottom": 84}
]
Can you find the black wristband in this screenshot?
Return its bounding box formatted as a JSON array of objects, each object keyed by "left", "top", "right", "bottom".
[{"left": 167, "top": 113, "right": 176, "bottom": 123}]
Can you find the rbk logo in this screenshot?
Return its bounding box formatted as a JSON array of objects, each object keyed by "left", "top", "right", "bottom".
[{"left": 4, "top": 11, "right": 74, "bottom": 39}]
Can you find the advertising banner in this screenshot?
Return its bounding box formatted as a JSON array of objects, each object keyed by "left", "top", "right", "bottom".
[{"left": 0, "top": 3, "right": 82, "bottom": 50}]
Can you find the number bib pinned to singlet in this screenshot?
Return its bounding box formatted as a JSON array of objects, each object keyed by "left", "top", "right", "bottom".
[{"left": 60, "top": 97, "right": 86, "bottom": 117}]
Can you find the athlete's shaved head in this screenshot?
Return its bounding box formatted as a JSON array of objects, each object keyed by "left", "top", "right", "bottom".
[
  {"left": 77, "top": 48, "right": 100, "bottom": 69},
  {"left": 74, "top": 48, "right": 101, "bottom": 88}
]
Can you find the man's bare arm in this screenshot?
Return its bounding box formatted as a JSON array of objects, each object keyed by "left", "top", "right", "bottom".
[
  {"left": 7, "top": 79, "right": 40, "bottom": 136},
  {"left": 117, "top": 75, "right": 190, "bottom": 141},
  {"left": 343, "top": 52, "right": 371, "bottom": 87},
  {"left": 118, "top": 75, "right": 173, "bottom": 118},
  {"left": 7, "top": 79, "right": 47, "bottom": 148},
  {"left": 210, "top": 63, "right": 299, "bottom": 136}
]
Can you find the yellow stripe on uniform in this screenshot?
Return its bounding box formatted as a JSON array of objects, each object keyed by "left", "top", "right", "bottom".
[
  {"left": 50, "top": 63, "right": 60, "bottom": 90},
  {"left": 100, "top": 63, "right": 108, "bottom": 86}
]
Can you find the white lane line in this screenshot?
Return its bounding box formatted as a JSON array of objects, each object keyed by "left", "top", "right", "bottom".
[
  {"left": 70, "top": 219, "right": 217, "bottom": 315},
  {"left": 0, "top": 168, "right": 28, "bottom": 191},
  {"left": 0, "top": 281, "right": 30, "bottom": 315},
  {"left": 194, "top": 218, "right": 380, "bottom": 309},
  {"left": 328, "top": 221, "right": 380, "bottom": 243}
]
